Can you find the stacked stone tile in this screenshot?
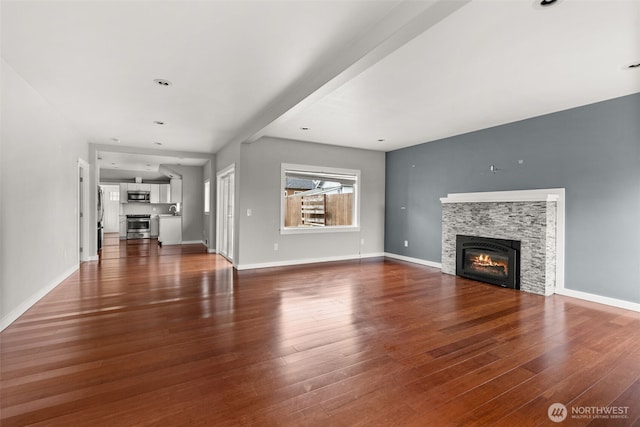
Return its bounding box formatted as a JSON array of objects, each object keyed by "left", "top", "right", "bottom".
[{"left": 441, "top": 201, "right": 557, "bottom": 295}]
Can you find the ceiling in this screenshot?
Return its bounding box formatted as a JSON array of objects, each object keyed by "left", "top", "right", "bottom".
[
  {"left": 97, "top": 152, "right": 209, "bottom": 182},
  {"left": 2, "top": 0, "right": 639, "bottom": 165}
]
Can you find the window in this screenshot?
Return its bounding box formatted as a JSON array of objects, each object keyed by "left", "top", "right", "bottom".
[
  {"left": 204, "top": 179, "right": 210, "bottom": 213},
  {"left": 109, "top": 191, "right": 119, "bottom": 201},
  {"left": 281, "top": 163, "right": 359, "bottom": 234}
]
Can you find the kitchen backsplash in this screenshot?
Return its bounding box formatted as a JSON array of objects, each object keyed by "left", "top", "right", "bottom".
[{"left": 121, "top": 203, "right": 173, "bottom": 216}]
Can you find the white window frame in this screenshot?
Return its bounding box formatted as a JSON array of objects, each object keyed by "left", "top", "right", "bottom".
[
  {"left": 204, "top": 179, "right": 210, "bottom": 214},
  {"left": 280, "top": 163, "right": 360, "bottom": 235}
]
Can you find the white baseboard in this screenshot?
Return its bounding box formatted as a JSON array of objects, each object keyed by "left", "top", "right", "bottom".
[
  {"left": 87, "top": 255, "right": 99, "bottom": 261},
  {"left": 555, "top": 288, "right": 640, "bottom": 313},
  {"left": 181, "top": 240, "right": 205, "bottom": 245},
  {"left": 382, "top": 253, "right": 638, "bottom": 311},
  {"left": 385, "top": 253, "right": 639, "bottom": 312},
  {"left": 235, "top": 252, "right": 385, "bottom": 271},
  {"left": 383, "top": 252, "right": 442, "bottom": 269},
  {"left": 207, "top": 248, "right": 217, "bottom": 254},
  {"left": 0, "top": 264, "right": 79, "bottom": 331}
]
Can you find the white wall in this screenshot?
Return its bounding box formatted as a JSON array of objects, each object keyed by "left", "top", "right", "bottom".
[
  {"left": 1, "top": 59, "right": 89, "bottom": 329},
  {"left": 236, "top": 137, "right": 385, "bottom": 268}
]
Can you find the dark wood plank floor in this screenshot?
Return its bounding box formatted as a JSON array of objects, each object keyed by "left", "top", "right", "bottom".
[{"left": 1, "top": 234, "right": 639, "bottom": 426}]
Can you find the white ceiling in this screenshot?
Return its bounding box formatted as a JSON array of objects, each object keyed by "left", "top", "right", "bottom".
[
  {"left": 2, "top": 0, "right": 639, "bottom": 161},
  {"left": 97, "top": 152, "right": 209, "bottom": 181}
]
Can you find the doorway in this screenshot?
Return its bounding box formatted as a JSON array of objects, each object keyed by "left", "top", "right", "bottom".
[
  {"left": 216, "top": 164, "right": 235, "bottom": 262},
  {"left": 78, "top": 159, "right": 90, "bottom": 262},
  {"left": 100, "top": 185, "right": 120, "bottom": 232}
]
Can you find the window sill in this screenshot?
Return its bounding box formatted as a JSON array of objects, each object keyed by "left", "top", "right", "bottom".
[{"left": 280, "top": 226, "right": 360, "bottom": 235}]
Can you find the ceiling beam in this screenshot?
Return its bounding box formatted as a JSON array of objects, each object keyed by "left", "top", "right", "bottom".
[{"left": 223, "top": 0, "right": 471, "bottom": 147}]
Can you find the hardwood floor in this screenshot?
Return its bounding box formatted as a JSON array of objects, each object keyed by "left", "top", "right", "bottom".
[{"left": 1, "top": 234, "right": 639, "bottom": 426}]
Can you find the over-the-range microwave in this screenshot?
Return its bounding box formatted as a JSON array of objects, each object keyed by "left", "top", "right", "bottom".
[{"left": 127, "top": 191, "right": 150, "bottom": 203}]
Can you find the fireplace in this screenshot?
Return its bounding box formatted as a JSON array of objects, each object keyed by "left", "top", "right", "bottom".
[
  {"left": 456, "top": 235, "right": 521, "bottom": 290},
  {"left": 441, "top": 189, "right": 563, "bottom": 295}
]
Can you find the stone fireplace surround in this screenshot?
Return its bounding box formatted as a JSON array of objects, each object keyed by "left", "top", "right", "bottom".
[{"left": 440, "top": 189, "right": 565, "bottom": 296}]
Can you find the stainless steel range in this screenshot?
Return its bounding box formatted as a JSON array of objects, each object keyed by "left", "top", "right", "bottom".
[{"left": 126, "top": 214, "right": 151, "bottom": 239}]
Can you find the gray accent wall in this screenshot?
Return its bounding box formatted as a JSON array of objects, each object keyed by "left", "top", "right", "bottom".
[
  {"left": 385, "top": 93, "right": 640, "bottom": 303},
  {"left": 237, "top": 137, "right": 385, "bottom": 267}
]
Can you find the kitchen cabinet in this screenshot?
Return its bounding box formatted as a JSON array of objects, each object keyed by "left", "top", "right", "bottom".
[
  {"left": 159, "top": 184, "right": 170, "bottom": 204},
  {"left": 170, "top": 179, "right": 182, "bottom": 203},
  {"left": 150, "top": 184, "right": 160, "bottom": 204},
  {"left": 128, "top": 183, "right": 151, "bottom": 191},
  {"left": 158, "top": 215, "right": 181, "bottom": 245},
  {"left": 150, "top": 215, "right": 159, "bottom": 237},
  {"left": 119, "top": 215, "right": 127, "bottom": 239},
  {"left": 119, "top": 183, "right": 128, "bottom": 203}
]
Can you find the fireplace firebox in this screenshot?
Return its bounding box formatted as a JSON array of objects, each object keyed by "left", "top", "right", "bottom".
[{"left": 456, "top": 235, "right": 521, "bottom": 290}]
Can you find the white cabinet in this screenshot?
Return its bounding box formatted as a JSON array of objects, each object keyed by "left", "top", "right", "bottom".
[
  {"left": 158, "top": 215, "right": 182, "bottom": 245},
  {"left": 119, "top": 183, "right": 128, "bottom": 203},
  {"left": 170, "top": 179, "right": 182, "bottom": 203},
  {"left": 150, "top": 184, "right": 160, "bottom": 204},
  {"left": 159, "top": 184, "right": 170, "bottom": 204},
  {"left": 150, "top": 215, "right": 159, "bottom": 237},
  {"left": 119, "top": 215, "right": 127, "bottom": 239},
  {"left": 128, "top": 183, "right": 151, "bottom": 191}
]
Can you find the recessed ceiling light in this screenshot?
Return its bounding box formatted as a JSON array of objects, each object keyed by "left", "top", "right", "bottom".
[
  {"left": 97, "top": 156, "right": 103, "bottom": 160},
  {"left": 111, "top": 162, "right": 116, "bottom": 165},
  {"left": 153, "top": 78, "right": 172, "bottom": 87},
  {"left": 378, "top": 139, "right": 385, "bottom": 142},
  {"left": 111, "top": 137, "right": 120, "bottom": 143},
  {"left": 540, "top": 0, "right": 558, "bottom": 6},
  {"left": 628, "top": 62, "right": 640, "bottom": 69},
  {"left": 301, "top": 127, "right": 310, "bottom": 131},
  {"left": 154, "top": 120, "right": 165, "bottom": 125},
  {"left": 146, "top": 164, "right": 151, "bottom": 167},
  {"left": 154, "top": 142, "right": 163, "bottom": 145}
]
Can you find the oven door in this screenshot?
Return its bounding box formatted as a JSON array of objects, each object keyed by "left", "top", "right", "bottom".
[{"left": 127, "top": 218, "right": 151, "bottom": 239}]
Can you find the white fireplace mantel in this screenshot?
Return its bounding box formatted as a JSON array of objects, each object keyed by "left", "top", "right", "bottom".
[{"left": 440, "top": 188, "right": 563, "bottom": 204}]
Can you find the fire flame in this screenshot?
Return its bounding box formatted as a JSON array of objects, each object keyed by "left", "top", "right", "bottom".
[{"left": 474, "top": 254, "right": 500, "bottom": 267}]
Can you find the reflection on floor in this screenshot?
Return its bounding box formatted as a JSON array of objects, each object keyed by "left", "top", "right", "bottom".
[{"left": 100, "top": 233, "right": 208, "bottom": 260}]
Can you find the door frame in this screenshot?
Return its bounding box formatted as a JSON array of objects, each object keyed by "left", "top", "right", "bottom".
[
  {"left": 216, "top": 163, "right": 235, "bottom": 263},
  {"left": 78, "top": 158, "right": 90, "bottom": 262}
]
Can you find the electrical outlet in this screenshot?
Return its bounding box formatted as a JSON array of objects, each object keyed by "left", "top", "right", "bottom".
[
  {"left": 404, "top": 240, "right": 409, "bottom": 247},
  {"left": 361, "top": 238, "right": 365, "bottom": 245},
  {"left": 247, "top": 208, "right": 252, "bottom": 217},
  {"left": 274, "top": 243, "right": 278, "bottom": 251}
]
